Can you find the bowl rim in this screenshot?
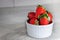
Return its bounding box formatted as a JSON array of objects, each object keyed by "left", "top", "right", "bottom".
[{"left": 26, "top": 21, "right": 53, "bottom": 27}]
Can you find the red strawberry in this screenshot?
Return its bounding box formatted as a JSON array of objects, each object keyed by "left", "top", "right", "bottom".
[
  {"left": 40, "top": 17, "right": 49, "bottom": 25},
  {"left": 48, "top": 12, "right": 53, "bottom": 22},
  {"left": 29, "top": 18, "right": 39, "bottom": 25},
  {"left": 28, "top": 12, "right": 35, "bottom": 19},
  {"left": 35, "top": 5, "right": 46, "bottom": 18}
]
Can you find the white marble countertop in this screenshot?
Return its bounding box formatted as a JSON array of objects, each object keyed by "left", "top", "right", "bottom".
[{"left": 0, "top": 22, "right": 60, "bottom": 40}]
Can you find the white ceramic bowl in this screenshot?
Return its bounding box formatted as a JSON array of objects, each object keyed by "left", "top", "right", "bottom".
[{"left": 26, "top": 21, "right": 53, "bottom": 38}]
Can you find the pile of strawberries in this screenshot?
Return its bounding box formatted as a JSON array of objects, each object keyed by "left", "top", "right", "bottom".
[{"left": 27, "top": 5, "right": 53, "bottom": 25}]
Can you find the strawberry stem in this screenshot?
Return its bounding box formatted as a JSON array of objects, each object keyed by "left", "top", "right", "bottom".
[
  {"left": 38, "top": 13, "right": 48, "bottom": 19},
  {"left": 37, "top": 5, "right": 42, "bottom": 7}
]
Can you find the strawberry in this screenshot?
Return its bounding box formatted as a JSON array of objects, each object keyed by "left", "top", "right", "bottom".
[
  {"left": 40, "top": 17, "right": 49, "bottom": 25},
  {"left": 35, "top": 5, "right": 46, "bottom": 18},
  {"left": 48, "top": 12, "right": 53, "bottom": 22},
  {"left": 28, "top": 12, "right": 35, "bottom": 19},
  {"left": 29, "top": 18, "right": 39, "bottom": 25}
]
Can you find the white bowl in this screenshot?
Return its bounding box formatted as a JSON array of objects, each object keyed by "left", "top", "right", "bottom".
[{"left": 26, "top": 21, "right": 54, "bottom": 38}]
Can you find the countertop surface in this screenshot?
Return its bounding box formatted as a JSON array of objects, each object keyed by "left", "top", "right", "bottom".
[{"left": 0, "top": 22, "right": 60, "bottom": 40}]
